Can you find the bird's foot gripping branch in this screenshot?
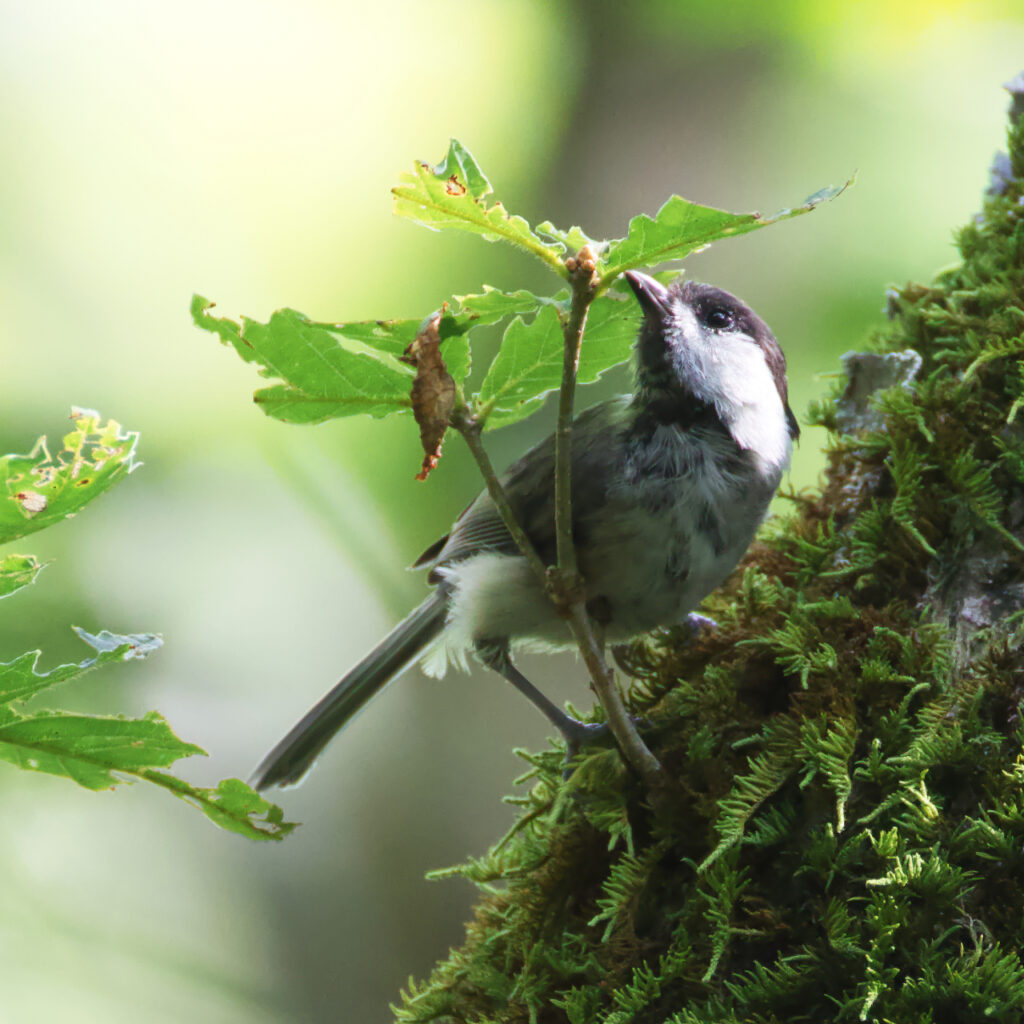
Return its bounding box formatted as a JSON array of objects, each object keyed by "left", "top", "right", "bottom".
[{"left": 194, "top": 138, "right": 846, "bottom": 796}]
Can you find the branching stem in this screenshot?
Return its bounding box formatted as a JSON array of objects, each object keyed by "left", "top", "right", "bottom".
[
  {"left": 454, "top": 249, "right": 666, "bottom": 793},
  {"left": 555, "top": 250, "right": 665, "bottom": 791}
]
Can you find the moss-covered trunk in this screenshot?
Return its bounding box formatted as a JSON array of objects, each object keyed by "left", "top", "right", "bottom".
[{"left": 393, "top": 78, "right": 1024, "bottom": 1024}]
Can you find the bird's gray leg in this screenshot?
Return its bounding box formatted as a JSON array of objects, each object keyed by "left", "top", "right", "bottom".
[{"left": 475, "top": 640, "right": 610, "bottom": 755}]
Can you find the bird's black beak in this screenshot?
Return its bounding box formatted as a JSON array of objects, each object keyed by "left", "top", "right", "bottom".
[{"left": 624, "top": 271, "right": 672, "bottom": 323}]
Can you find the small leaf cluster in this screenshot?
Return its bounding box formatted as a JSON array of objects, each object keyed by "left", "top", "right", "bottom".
[
  {"left": 389, "top": 103, "right": 1024, "bottom": 1020},
  {"left": 195, "top": 139, "right": 845, "bottom": 471},
  {"left": 0, "top": 410, "right": 294, "bottom": 840}
]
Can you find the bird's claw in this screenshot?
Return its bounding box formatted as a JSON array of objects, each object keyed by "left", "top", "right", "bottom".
[
  {"left": 684, "top": 612, "right": 717, "bottom": 637},
  {"left": 563, "top": 720, "right": 612, "bottom": 765},
  {"left": 561, "top": 716, "right": 652, "bottom": 776}
]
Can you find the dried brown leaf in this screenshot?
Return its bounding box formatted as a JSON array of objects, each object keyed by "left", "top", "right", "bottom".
[{"left": 401, "top": 310, "right": 456, "bottom": 481}]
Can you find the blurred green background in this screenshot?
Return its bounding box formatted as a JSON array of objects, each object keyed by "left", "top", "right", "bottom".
[{"left": 2, "top": 1, "right": 1022, "bottom": 1020}]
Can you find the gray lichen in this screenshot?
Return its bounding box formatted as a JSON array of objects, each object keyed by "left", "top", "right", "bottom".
[{"left": 834, "top": 350, "right": 923, "bottom": 435}]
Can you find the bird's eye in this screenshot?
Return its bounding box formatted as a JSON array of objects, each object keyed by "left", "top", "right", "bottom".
[{"left": 706, "top": 307, "right": 734, "bottom": 330}]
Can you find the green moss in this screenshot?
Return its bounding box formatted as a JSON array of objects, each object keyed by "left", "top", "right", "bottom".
[{"left": 392, "top": 91, "right": 1024, "bottom": 1024}]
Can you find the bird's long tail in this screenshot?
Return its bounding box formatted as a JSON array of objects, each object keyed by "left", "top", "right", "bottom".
[{"left": 251, "top": 592, "right": 448, "bottom": 790}]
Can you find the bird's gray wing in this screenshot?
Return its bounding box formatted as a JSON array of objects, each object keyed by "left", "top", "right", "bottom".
[{"left": 412, "top": 398, "right": 630, "bottom": 577}]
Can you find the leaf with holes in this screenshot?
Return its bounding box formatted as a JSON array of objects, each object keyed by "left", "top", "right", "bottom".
[
  {"left": 392, "top": 139, "right": 566, "bottom": 274},
  {"left": 0, "top": 410, "right": 140, "bottom": 545},
  {"left": 0, "top": 627, "right": 162, "bottom": 706},
  {"left": 0, "top": 627, "right": 296, "bottom": 839},
  {"left": 141, "top": 773, "right": 298, "bottom": 842}
]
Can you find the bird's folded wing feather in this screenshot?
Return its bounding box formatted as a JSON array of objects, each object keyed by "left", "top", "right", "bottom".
[{"left": 413, "top": 399, "right": 630, "bottom": 575}]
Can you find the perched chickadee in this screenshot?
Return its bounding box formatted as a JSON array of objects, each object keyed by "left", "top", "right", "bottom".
[{"left": 251, "top": 272, "right": 798, "bottom": 790}]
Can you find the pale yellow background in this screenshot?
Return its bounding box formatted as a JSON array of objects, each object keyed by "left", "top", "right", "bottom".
[{"left": 1, "top": 2, "right": 1022, "bottom": 1020}]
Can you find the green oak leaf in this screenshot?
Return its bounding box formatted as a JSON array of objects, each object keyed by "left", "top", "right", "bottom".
[
  {"left": 477, "top": 304, "right": 565, "bottom": 428},
  {"left": 476, "top": 295, "right": 642, "bottom": 429},
  {"left": 312, "top": 311, "right": 474, "bottom": 383},
  {"left": 0, "top": 628, "right": 182, "bottom": 788},
  {"left": 0, "top": 627, "right": 162, "bottom": 705},
  {"left": 577, "top": 294, "right": 641, "bottom": 382},
  {"left": 429, "top": 313, "right": 472, "bottom": 382},
  {"left": 0, "top": 555, "right": 44, "bottom": 600},
  {"left": 142, "top": 772, "right": 298, "bottom": 842},
  {"left": 0, "top": 706, "right": 203, "bottom": 789},
  {"left": 193, "top": 296, "right": 416, "bottom": 424},
  {"left": 0, "top": 627, "right": 295, "bottom": 840},
  {"left": 392, "top": 139, "right": 566, "bottom": 275},
  {"left": 452, "top": 286, "right": 551, "bottom": 327},
  {"left": 304, "top": 316, "right": 420, "bottom": 357},
  {"left": 535, "top": 221, "right": 602, "bottom": 255},
  {"left": 597, "top": 182, "right": 850, "bottom": 286},
  {"left": 0, "top": 410, "right": 139, "bottom": 545},
  {"left": 197, "top": 287, "right": 591, "bottom": 426}
]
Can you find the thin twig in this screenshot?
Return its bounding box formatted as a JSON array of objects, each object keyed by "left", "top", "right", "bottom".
[
  {"left": 563, "top": 605, "right": 665, "bottom": 790},
  {"left": 553, "top": 253, "right": 596, "bottom": 576},
  {"left": 452, "top": 250, "right": 667, "bottom": 794},
  {"left": 451, "top": 406, "right": 548, "bottom": 583}
]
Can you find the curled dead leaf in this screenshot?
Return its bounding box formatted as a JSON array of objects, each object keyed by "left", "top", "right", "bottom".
[{"left": 400, "top": 311, "right": 456, "bottom": 481}]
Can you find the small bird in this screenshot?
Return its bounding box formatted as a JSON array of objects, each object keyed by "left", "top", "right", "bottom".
[{"left": 251, "top": 272, "right": 798, "bottom": 790}]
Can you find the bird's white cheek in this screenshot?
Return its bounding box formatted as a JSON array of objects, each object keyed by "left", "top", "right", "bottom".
[
  {"left": 677, "top": 339, "right": 791, "bottom": 471},
  {"left": 730, "top": 401, "right": 791, "bottom": 472}
]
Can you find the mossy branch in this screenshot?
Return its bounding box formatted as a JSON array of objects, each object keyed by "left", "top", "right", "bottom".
[{"left": 397, "top": 75, "right": 1024, "bottom": 1024}]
